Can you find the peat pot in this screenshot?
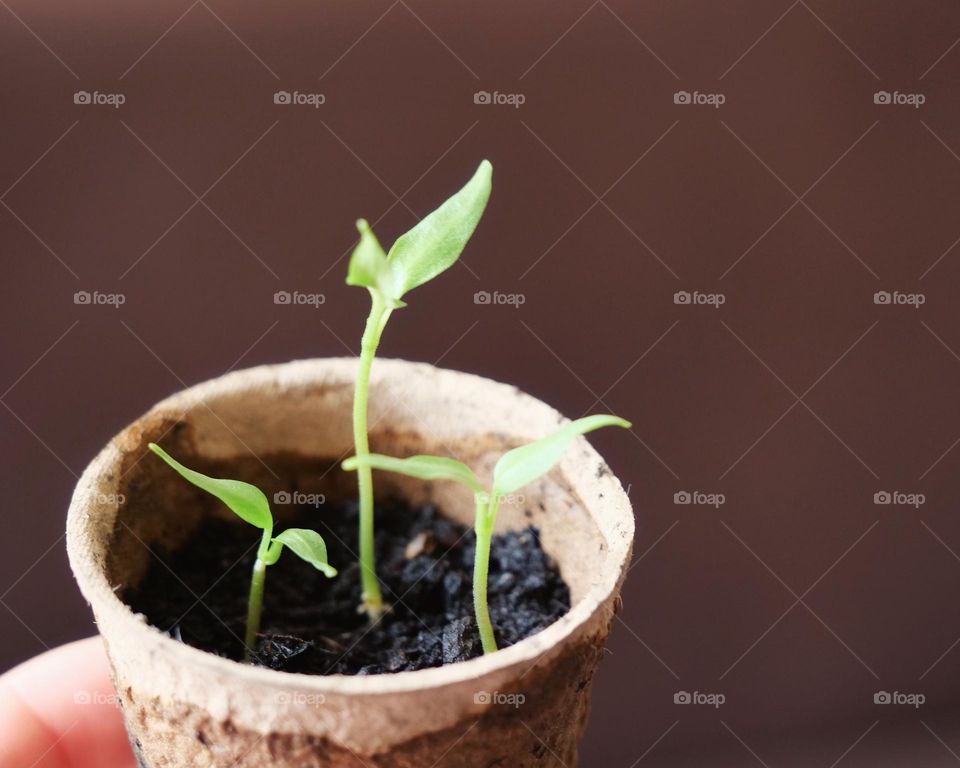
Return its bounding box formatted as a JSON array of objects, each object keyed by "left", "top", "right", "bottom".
[{"left": 66, "top": 358, "right": 634, "bottom": 767}]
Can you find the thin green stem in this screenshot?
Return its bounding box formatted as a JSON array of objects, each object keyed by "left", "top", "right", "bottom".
[
  {"left": 245, "top": 558, "right": 267, "bottom": 660},
  {"left": 354, "top": 293, "right": 391, "bottom": 618},
  {"left": 473, "top": 494, "right": 499, "bottom": 654},
  {"left": 244, "top": 527, "right": 273, "bottom": 661}
]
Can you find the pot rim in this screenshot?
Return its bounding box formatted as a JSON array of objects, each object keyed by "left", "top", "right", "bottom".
[{"left": 67, "top": 357, "right": 634, "bottom": 696}]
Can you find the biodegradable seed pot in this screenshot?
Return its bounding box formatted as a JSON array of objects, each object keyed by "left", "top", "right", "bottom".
[{"left": 67, "top": 358, "right": 634, "bottom": 767}]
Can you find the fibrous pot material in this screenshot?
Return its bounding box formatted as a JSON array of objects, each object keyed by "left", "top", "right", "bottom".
[{"left": 67, "top": 358, "right": 634, "bottom": 767}]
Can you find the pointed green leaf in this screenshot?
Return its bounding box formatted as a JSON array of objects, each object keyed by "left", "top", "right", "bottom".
[
  {"left": 387, "top": 160, "right": 492, "bottom": 296},
  {"left": 342, "top": 453, "right": 483, "bottom": 493},
  {"left": 148, "top": 443, "right": 273, "bottom": 530},
  {"left": 272, "top": 528, "right": 338, "bottom": 577},
  {"left": 346, "top": 219, "right": 403, "bottom": 306},
  {"left": 491, "top": 415, "right": 631, "bottom": 497}
]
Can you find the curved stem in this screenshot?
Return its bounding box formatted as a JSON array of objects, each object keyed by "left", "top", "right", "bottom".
[
  {"left": 473, "top": 494, "right": 499, "bottom": 654},
  {"left": 354, "top": 294, "right": 391, "bottom": 618},
  {"left": 244, "top": 527, "right": 273, "bottom": 661},
  {"left": 245, "top": 557, "right": 267, "bottom": 661}
]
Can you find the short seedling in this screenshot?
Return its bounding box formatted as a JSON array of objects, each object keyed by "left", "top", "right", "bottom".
[
  {"left": 346, "top": 160, "right": 493, "bottom": 619},
  {"left": 148, "top": 443, "right": 337, "bottom": 661},
  {"left": 343, "top": 414, "right": 629, "bottom": 653}
]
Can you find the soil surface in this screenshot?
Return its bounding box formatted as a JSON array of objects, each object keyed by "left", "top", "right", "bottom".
[{"left": 124, "top": 499, "right": 570, "bottom": 675}]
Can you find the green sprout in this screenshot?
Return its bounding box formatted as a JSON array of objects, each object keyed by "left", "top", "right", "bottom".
[
  {"left": 342, "top": 414, "right": 629, "bottom": 654},
  {"left": 148, "top": 443, "right": 337, "bottom": 661},
  {"left": 345, "top": 160, "right": 493, "bottom": 619}
]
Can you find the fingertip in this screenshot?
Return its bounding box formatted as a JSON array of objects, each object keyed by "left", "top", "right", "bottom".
[{"left": 0, "top": 637, "right": 135, "bottom": 767}]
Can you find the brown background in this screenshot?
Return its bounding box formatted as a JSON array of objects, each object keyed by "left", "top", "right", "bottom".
[{"left": 3, "top": 1, "right": 960, "bottom": 765}]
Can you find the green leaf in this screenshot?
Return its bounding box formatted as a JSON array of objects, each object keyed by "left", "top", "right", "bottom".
[
  {"left": 491, "top": 415, "right": 631, "bottom": 497},
  {"left": 346, "top": 219, "right": 404, "bottom": 307},
  {"left": 272, "top": 528, "right": 338, "bottom": 577},
  {"left": 342, "top": 453, "right": 483, "bottom": 493},
  {"left": 148, "top": 443, "right": 273, "bottom": 530},
  {"left": 387, "top": 160, "right": 492, "bottom": 297}
]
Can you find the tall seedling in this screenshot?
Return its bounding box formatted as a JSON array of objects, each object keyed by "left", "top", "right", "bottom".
[{"left": 346, "top": 160, "right": 493, "bottom": 618}]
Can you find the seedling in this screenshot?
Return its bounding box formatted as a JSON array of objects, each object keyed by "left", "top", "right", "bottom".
[
  {"left": 148, "top": 443, "right": 337, "bottom": 661},
  {"left": 342, "top": 414, "right": 629, "bottom": 653},
  {"left": 346, "top": 160, "right": 493, "bottom": 619}
]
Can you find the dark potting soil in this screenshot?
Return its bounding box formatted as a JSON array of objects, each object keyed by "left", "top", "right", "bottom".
[{"left": 124, "top": 499, "right": 571, "bottom": 675}]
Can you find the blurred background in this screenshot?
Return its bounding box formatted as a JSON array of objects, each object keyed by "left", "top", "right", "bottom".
[{"left": 3, "top": 1, "right": 960, "bottom": 764}]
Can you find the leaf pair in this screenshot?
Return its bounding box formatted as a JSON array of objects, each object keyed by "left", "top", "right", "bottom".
[
  {"left": 148, "top": 443, "right": 336, "bottom": 577},
  {"left": 341, "top": 414, "right": 630, "bottom": 503},
  {"left": 342, "top": 414, "right": 630, "bottom": 655},
  {"left": 346, "top": 160, "right": 493, "bottom": 307},
  {"left": 263, "top": 528, "right": 336, "bottom": 577}
]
